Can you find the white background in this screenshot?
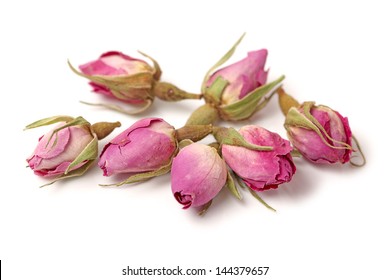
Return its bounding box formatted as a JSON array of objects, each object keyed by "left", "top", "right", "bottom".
[{"left": 1, "top": 0, "right": 387, "bottom": 279}]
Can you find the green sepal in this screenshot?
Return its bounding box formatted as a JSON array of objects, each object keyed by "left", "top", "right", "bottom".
[
  {"left": 201, "top": 33, "right": 245, "bottom": 92},
  {"left": 100, "top": 158, "right": 174, "bottom": 187},
  {"left": 219, "top": 75, "right": 285, "bottom": 121},
  {"left": 65, "top": 135, "right": 98, "bottom": 173},
  {"left": 39, "top": 160, "right": 95, "bottom": 188},
  {"left": 203, "top": 76, "right": 229, "bottom": 104},
  {"left": 25, "top": 115, "right": 74, "bottom": 130},
  {"left": 226, "top": 171, "right": 242, "bottom": 200},
  {"left": 236, "top": 179, "right": 276, "bottom": 212},
  {"left": 213, "top": 127, "right": 273, "bottom": 151}
]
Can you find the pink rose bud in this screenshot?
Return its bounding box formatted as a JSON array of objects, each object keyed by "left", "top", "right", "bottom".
[
  {"left": 285, "top": 102, "right": 353, "bottom": 164},
  {"left": 78, "top": 51, "right": 157, "bottom": 104},
  {"left": 99, "top": 118, "right": 177, "bottom": 176},
  {"left": 222, "top": 125, "right": 296, "bottom": 191},
  {"left": 189, "top": 34, "right": 284, "bottom": 125},
  {"left": 69, "top": 51, "right": 201, "bottom": 115},
  {"left": 206, "top": 49, "right": 268, "bottom": 106},
  {"left": 27, "top": 123, "right": 94, "bottom": 177},
  {"left": 171, "top": 143, "right": 227, "bottom": 209}
]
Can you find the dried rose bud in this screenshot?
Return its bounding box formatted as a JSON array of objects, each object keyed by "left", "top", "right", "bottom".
[
  {"left": 285, "top": 102, "right": 353, "bottom": 164},
  {"left": 99, "top": 118, "right": 177, "bottom": 177},
  {"left": 69, "top": 51, "right": 201, "bottom": 115},
  {"left": 222, "top": 125, "right": 296, "bottom": 191},
  {"left": 25, "top": 116, "right": 120, "bottom": 186},
  {"left": 186, "top": 34, "right": 284, "bottom": 125},
  {"left": 28, "top": 123, "right": 94, "bottom": 177},
  {"left": 171, "top": 143, "right": 227, "bottom": 209},
  {"left": 205, "top": 49, "right": 268, "bottom": 106}
]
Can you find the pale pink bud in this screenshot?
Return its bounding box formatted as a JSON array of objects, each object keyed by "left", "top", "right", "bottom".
[
  {"left": 171, "top": 143, "right": 227, "bottom": 209},
  {"left": 222, "top": 125, "right": 296, "bottom": 191},
  {"left": 98, "top": 118, "right": 176, "bottom": 176},
  {"left": 27, "top": 124, "right": 94, "bottom": 177}
]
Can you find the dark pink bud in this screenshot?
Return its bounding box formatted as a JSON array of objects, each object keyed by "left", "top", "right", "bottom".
[
  {"left": 222, "top": 125, "right": 296, "bottom": 191},
  {"left": 285, "top": 103, "right": 352, "bottom": 164}
]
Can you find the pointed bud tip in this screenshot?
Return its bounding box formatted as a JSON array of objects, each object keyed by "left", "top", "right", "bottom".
[
  {"left": 277, "top": 87, "right": 300, "bottom": 116},
  {"left": 92, "top": 121, "right": 121, "bottom": 140}
]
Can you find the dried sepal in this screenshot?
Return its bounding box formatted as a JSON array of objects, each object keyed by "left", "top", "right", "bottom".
[
  {"left": 212, "top": 126, "right": 273, "bottom": 151},
  {"left": 137, "top": 50, "right": 162, "bottom": 81},
  {"left": 80, "top": 100, "right": 153, "bottom": 115},
  {"left": 226, "top": 171, "right": 242, "bottom": 200},
  {"left": 39, "top": 160, "right": 95, "bottom": 188},
  {"left": 100, "top": 157, "right": 174, "bottom": 187},
  {"left": 350, "top": 135, "right": 366, "bottom": 167},
  {"left": 65, "top": 136, "right": 98, "bottom": 173},
  {"left": 236, "top": 178, "right": 276, "bottom": 212},
  {"left": 197, "top": 200, "right": 213, "bottom": 216},
  {"left": 302, "top": 102, "right": 353, "bottom": 150},
  {"left": 219, "top": 75, "right": 285, "bottom": 121},
  {"left": 201, "top": 33, "right": 246, "bottom": 92},
  {"left": 24, "top": 115, "right": 74, "bottom": 130}
]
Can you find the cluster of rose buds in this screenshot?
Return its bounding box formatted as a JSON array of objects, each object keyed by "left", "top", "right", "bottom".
[{"left": 25, "top": 34, "right": 365, "bottom": 214}]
